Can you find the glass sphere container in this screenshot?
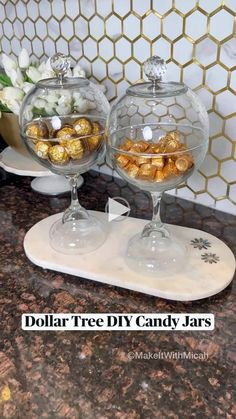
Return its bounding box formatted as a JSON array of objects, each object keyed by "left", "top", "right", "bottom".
[
  {"left": 20, "top": 53, "right": 110, "bottom": 254},
  {"left": 107, "top": 56, "right": 209, "bottom": 276}
]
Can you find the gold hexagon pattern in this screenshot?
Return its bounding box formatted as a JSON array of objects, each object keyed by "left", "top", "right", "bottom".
[{"left": 0, "top": 0, "right": 235, "bottom": 214}]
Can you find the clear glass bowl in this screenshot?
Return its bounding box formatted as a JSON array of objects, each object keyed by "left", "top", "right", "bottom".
[
  {"left": 107, "top": 56, "right": 209, "bottom": 276},
  {"left": 20, "top": 54, "right": 110, "bottom": 254}
]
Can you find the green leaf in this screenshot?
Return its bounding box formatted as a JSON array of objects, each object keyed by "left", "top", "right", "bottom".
[
  {"left": 32, "top": 106, "right": 49, "bottom": 117},
  {"left": 0, "top": 73, "right": 12, "bottom": 87},
  {"left": 0, "top": 101, "right": 12, "bottom": 113}
]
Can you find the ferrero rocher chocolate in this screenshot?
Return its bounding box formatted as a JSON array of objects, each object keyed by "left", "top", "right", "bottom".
[
  {"left": 35, "top": 141, "right": 51, "bottom": 159},
  {"left": 48, "top": 145, "right": 69, "bottom": 165},
  {"left": 114, "top": 130, "right": 194, "bottom": 183},
  {"left": 65, "top": 139, "right": 83, "bottom": 160},
  {"left": 56, "top": 126, "right": 77, "bottom": 141},
  {"left": 73, "top": 117, "right": 92, "bottom": 136},
  {"left": 26, "top": 122, "right": 48, "bottom": 140},
  {"left": 88, "top": 121, "right": 102, "bottom": 151}
]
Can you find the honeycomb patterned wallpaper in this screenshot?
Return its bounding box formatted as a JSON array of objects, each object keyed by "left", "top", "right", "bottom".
[{"left": 0, "top": 0, "right": 235, "bottom": 215}]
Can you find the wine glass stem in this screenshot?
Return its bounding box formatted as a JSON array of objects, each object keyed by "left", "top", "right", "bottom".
[
  {"left": 68, "top": 175, "right": 81, "bottom": 211},
  {"left": 151, "top": 192, "right": 163, "bottom": 227},
  {"left": 62, "top": 175, "right": 87, "bottom": 223},
  {"left": 141, "top": 192, "right": 169, "bottom": 239}
]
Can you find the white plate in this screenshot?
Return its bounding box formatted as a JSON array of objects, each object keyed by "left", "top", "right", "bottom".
[
  {"left": 24, "top": 211, "right": 235, "bottom": 301},
  {"left": 0, "top": 146, "right": 51, "bottom": 177}
]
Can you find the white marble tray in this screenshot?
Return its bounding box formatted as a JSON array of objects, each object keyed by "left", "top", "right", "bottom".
[{"left": 24, "top": 211, "right": 235, "bottom": 301}]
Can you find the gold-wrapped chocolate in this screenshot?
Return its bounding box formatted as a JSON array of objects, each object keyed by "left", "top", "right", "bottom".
[
  {"left": 175, "top": 155, "right": 193, "bottom": 172},
  {"left": 73, "top": 117, "right": 92, "bottom": 136},
  {"left": 135, "top": 155, "right": 149, "bottom": 165},
  {"left": 126, "top": 162, "right": 139, "bottom": 178},
  {"left": 138, "top": 163, "right": 156, "bottom": 181},
  {"left": 152, "top": 156, "right": 165, "bottom": 170},
  {"left": 168, "top": 131, "right": 181, "bottom": 142},
  {"left": 120, "top": 138, "right": 133, "bottom": 151},
  {"left": 26, "top": 122, "right": 48, "bottom": 141},
  {"left": 163, "top": 159, "right": 179, "bottom": 178},
  {"left": 56, "top": 126, "right": 77, "bottom": 143},
  {"left": 35, "top": 141, "right": 51, "bottom": 159},
  {"left": 49, "top": 145, "right": 69, "bottom": 165},
  {"left": 88, "top": 121, "right": 102, "bottom": 151},
  {"left": 155, "top": 170, "right": 165, "bottom": 182},
  {"left": 116, "top": 154, "right": 130, "bottom": 168},
  {"left": 65, "top": 139, "right": 83, "bottom": 160}
]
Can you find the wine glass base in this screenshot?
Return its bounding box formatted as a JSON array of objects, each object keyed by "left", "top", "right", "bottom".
[
  {"left": 49, "top": 214, "right": 107, "bottom": 255},
  {"left": 126, "top": 233, "right": 186, "bottom": 276}
]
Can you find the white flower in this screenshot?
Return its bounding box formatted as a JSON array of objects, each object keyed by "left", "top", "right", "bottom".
[
  {"left": 57, "top": 92, "right": 71, "bottom": 106},
  {"left": 9, "top": 68, "right": 24, "bottom": 88},
  {"left": 45, "top": 102, "right": 55, "bottom": 115},
  {"left": 55, "top": 103, "right": 71, "bottom": 115},
  {"left": 18, "top": 48, "right": 30, "bottom": 69},
  {"left": 33, "top": 98, "right": 47, "bottom": 109},
  {"left": 0, "top": 86, "right": 24, "bottom": 115},
  {"left": 46, "top": 92, "right": 60, "bottom": 104},
  {"left": 26, "top": 66, "right": 41, "bottom": 83},
  {"left": 1, "top": 53, "right": 17, "bottom": 77},
  {"left": 22, "top": 82, "right": 34, "bottom": 94},
  {"left": 1, "top": 86, "right": 24, "bottom": 101}
]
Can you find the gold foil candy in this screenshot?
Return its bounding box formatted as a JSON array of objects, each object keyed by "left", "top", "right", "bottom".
[
  {"left": 88, "top": 121, "right": 102, "bottom": 151},
  {"left": 138, "top": 163, "right": 156, "bottom": 181},
  {"left": 151, "top": 156, "right": 165, "bottom": 170},
  {"left": 175, "top": 154, "right": 193, "bottom": 172},
  {"left": 168, "top": 130, "right": 181, "bottom": 142},
  {"left": 126, "top": 162, "right": 139, "bottom": 178},
  {"left": 35, "top": 141, "right": 51, "bottom": 159},
  {"left": 56, "top": 126, "right": 77, "bottom": 141},
  {"left": 116, "top": 154, "right": 130, "bottom": 168},
  {"left": 138, "top": 140, "right": 150, "bottom": 151},
  {"left": 155, "top": 170, "right": 165, "bottom": 182},
  {"left": 26, "top": 122, "right": 49, "bottom": 141},
  {"left": 135, "top": 155, "right": 149, "bottom": 165},
  {"left": 73, "top": 117, "right": 92, "bottom": 136},
  {"left": 65, "top": 139, "right": 83, "bottom": 160},
  {"left": 164, "top": 138, "right": 180, "bottom": 153},
  {"left": 163, "top": 159, "right": 179, "bottom": 178},
  {"left": 120, "top": 138, "right": 134, "bottom": 151},
  {"left": 49, "top": 145, "right": 69, "bottom": 165}
]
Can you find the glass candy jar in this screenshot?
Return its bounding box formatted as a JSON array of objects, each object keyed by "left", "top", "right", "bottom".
[
  {"left": 107, "top": 56, "right": 209, "bottom": 275},
  {"left": 20, "top": 53, "right": 110, "bottom": 254}
]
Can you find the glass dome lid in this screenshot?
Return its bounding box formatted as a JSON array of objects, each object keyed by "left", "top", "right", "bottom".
[{"left": 20, "top": 53, "right": 110, "bottom": 141}]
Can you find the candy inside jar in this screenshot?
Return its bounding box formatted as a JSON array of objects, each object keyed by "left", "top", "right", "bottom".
[
  {"left": 20, "top": 53, "right": 110, "bottom": 254},
  {"left": 25, "top": 115, "right": 105, "bottom": 176}
]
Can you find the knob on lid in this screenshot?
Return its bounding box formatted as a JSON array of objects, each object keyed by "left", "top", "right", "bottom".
[{"left": 126, "top": 55, "right": 187, "bottom": 98}]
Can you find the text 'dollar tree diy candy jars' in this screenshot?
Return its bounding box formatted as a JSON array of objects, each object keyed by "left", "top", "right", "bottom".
[
  {"left": 20, "top": 53, "right": 110, "bottom": 254},
  {"left": 107, "top": 56, "right": 209, "bottom": 275}
]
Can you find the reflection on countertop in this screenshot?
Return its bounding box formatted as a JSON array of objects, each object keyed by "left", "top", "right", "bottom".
[{"left": 0, "top": 169, "right": 235, "bottom": 418}]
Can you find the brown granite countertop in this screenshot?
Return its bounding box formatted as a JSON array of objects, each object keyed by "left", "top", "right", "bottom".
[{"left": 0, "top": 168, "right": 235, "bottom": 419}]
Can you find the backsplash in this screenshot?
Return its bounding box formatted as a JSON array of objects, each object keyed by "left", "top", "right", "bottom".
[{"left": 0, "top": 0, "right": 235, "bottom": 214}]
